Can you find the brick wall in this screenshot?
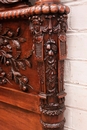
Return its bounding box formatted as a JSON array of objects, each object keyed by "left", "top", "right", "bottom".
[{"left": 61, "top": 0, "right": 87, "bottom": 130}]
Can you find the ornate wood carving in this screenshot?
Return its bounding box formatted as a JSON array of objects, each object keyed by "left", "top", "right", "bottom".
[
  {"left": 0, "top": 0, "right": 70, "bottom": 129},
  {"left": 0, "top": 24, "right": 33, "bottom": 92},
  {"left": 41, "top": 119, "right": 65, "bottom": 129},
  {"left": 0, "top": 0, "right": 21, "bottom": 4},
  {"left": 0, "top": 3, "right": 69, "bottom": 20},
  {"left": 0, "top": 0, "right": 31, "bottom": 4},
  {"left": 29, "top": 0, "right": 70, "bottom": 130},
  {"left": 0, "top": 67, "right": 9, "bottom": 85}
]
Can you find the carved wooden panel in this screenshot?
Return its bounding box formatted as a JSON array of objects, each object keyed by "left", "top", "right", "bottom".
[{"left": 0, "top": 0, "right": 70, "bottom": 130}]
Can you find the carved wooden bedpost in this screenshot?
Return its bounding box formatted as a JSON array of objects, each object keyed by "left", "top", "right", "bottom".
[{"left": 29, "top": 0, "right": 70, "bottom": 129}]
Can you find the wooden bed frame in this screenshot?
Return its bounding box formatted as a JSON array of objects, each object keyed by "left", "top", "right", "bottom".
[{"left": 0, "top": 0, "right": 70, "bottom": 130}]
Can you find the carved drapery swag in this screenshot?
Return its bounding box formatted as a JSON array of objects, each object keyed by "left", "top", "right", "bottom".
[{"left": 0, "top": 0, "right": 70, "bottom": 130}]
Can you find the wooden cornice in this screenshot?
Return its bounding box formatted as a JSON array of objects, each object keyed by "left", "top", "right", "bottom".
[{"left": 0, "top": 3, "right": 70, "bottom": 20}]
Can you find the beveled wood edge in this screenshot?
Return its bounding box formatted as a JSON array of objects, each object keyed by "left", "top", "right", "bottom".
[
  {"left": 0, "top": 86, "right": 40, "bottom": 114},
  {"left": 0, "top": 3, "right": 70, "bottom": 20}
]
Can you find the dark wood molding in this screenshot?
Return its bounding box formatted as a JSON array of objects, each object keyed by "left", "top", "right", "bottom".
[
  {"left": 0, "top": 3, "right": 69, "bottom": 20},
  {"left": 0, "top": 0, "right": 70, "bottom": 130}
]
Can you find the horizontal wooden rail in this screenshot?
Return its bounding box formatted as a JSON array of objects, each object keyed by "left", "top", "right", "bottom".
[{"left": 0, "top": 86, "right": 40, "bottom": 114}]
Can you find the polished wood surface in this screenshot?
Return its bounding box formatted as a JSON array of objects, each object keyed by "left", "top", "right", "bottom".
[
  {"left": 0, "top": 102, "right": 42, "bottom": 130},
  {"left": 0, "top": 0, "right": 70, "bottom": 130}
]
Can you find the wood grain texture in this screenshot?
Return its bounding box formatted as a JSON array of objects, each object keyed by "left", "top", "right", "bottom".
[
  {"left": 0, "top": 86, "right": 40, "bottom": 113},
  {"left": 0, "top": 102, "right": 42, "bottom": 130}
]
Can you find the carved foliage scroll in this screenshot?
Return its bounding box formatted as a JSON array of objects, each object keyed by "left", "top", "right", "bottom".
[{"left": 0, "top": 24, "right": 33, "bottom": 92}]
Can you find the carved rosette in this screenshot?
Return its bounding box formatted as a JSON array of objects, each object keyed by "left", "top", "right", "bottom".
[{"left": 29, "top": 1, "right": 70, "bottom": 130}]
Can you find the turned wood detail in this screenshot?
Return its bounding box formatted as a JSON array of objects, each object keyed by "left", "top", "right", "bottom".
[{"left": 0, "top": 3, "right": 69, "bottom": 20}]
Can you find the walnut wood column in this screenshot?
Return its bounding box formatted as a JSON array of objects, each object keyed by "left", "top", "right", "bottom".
[{"left": 29, "top": 0, "right": 70, "bottom": 130}]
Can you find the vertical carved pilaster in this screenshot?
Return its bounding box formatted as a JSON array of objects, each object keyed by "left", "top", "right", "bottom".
[{"left": 29, "top": 1, "right": 70, "bottom": 130}]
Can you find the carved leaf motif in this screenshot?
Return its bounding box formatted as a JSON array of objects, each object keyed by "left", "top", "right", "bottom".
[
  {"left": 0, "top": 56, "right": 5, "bottom": 64},
  {"left": 5, "top": 53, "right": 12, "bottom": 59},
  {"left": 25, "top": 59, "right": 32, "bottom": 68},
  {"left": 14, "top": 76, "right": 19, "bottom": 84},
  {"left": 11, "top": 68, "right": 21, "bottom": 77},
  {"left": 27, "top": 84, "right": 33, "bottom": 90},
  {"left": 15, "top": 27, "right": 21, "bottom": 37},
  {"left": 17, "top": 61, "right": 26, "bottom": 70},
  {"left": 12, "top": 40, "right": 21, "bottom": 50},
  {"left": 0, "top": 68, "right": 12, "bottom": 85},
  {"left": 11, "top": 59, "right": 19, "bottom": 71},
  {"left": 15, "top": 51, "right": 21, "bottom": 59}
]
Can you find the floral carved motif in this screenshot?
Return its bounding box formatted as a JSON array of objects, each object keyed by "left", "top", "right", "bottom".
[{"left": 0, "top": 24, "right": 33, "bottom": 92}]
